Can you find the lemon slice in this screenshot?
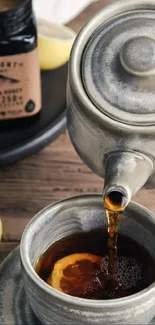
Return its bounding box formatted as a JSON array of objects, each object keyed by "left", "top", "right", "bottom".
[
  {"left": 0, "top": 218, "right": 3, "bottom": 241},
  {"left": 47, "top": 253, "right": 102, "bottom": 294},
  {"left": 37, "top": 18, "right": 76, "bottom": 70}
]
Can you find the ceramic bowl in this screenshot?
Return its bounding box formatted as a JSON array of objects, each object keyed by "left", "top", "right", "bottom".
[{"left": 20, "top": 195, "right": 155, "bottom": 324}]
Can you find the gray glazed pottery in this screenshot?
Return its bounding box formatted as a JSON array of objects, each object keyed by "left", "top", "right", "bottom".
[
  {"left": 67, "top": 0, "right": 155, "bottom": 208},
  {"left": 20, "top": 195, "right": 155, "bottom": 325},
  {"left": 0, "top": 245, "right": 155, "bottom": 325},
  {"left": 0, "top": 246, "right": 42, "bottom": 325}
]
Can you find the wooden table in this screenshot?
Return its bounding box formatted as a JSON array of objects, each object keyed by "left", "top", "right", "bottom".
[{"left": 1, "top": 0, "right": 155, "bottom": 264}]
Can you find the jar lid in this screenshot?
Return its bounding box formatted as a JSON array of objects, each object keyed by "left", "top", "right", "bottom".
[
  {"left": 82, "top": 9, "right": 155, "bottom": 126},
  {"left": 0, "top": 0, "right": 32, "bottom": 37}
]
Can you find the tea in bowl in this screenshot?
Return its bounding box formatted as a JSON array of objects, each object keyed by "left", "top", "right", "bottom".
[{"left": 20, "top": 195, "right": 155, "bottom": 324}]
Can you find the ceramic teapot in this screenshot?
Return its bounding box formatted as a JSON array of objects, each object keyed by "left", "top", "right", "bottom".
[{"left": 67, "top": 0, "right": 155, "bottom": 209}]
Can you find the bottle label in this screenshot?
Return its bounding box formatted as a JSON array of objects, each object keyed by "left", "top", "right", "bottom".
[{"left": 0, "top": 48, "right": 41, "bottom": 119}]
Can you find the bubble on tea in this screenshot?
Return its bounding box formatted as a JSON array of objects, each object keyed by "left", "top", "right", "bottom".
[
  {"left": 81, "top": 255, "right": 144, "bottom": 300},
  {"left": 115, "top": 256, "right": 143, "bottom": 290}
]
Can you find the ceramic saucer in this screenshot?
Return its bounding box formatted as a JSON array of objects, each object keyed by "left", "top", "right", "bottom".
[
  {"left": 0, "top": 246, "right": 155, "bottom": 325},
  {"left": 0, "top": 246, "right": 41, "bottom": 325}
]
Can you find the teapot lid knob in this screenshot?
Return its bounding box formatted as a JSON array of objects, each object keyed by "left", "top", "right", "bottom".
[{"left": 120, "top": 36, "right": 155, "bottom": 77}]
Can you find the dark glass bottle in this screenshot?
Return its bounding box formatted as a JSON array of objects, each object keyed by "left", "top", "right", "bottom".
[{"left": 0, "top": 0, "right": 41, "bottom": 129}]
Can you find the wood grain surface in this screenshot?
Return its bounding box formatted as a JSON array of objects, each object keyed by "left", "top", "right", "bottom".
[{"left": 1, "top": 0, "right": 155, "bottom": 263}]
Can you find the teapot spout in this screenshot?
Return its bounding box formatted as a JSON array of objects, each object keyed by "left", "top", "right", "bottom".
[{"left": 103, "top": 151, "right": 154, "bottom": 211}]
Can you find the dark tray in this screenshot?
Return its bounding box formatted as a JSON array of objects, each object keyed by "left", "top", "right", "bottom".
[{"left": 0, "top": 63, "right": 68, "bottom": 167}]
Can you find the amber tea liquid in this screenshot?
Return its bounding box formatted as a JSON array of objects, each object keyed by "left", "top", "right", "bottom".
[
  {"left": 35, "top": 230, "right": 155, "bottom": 299},
  {"left": 104, "top": 191, "right": 125, "bottom": 276}
]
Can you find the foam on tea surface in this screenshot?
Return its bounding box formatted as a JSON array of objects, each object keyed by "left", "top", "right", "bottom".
[
  {"left": 99, "top": 255, "right": 145, "bottom": 299},
  {"left": 115, "top": 256, "right": 143, "bottom": 290}
]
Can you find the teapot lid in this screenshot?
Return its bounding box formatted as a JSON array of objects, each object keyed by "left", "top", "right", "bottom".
[{"left": 82, "top": 8, "right": 155, "bottom": 126}]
